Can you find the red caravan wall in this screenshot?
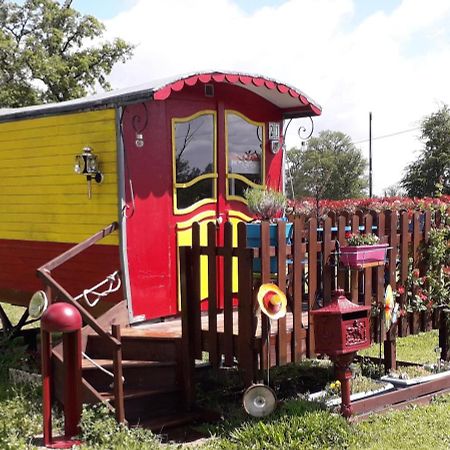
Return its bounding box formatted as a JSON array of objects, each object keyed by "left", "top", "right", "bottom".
[{"left": 0, "top": 239, "right": 121, "bottom": 312}]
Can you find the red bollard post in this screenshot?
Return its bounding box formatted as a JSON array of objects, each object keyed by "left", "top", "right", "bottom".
[{"left": 41, "top": 303, "right": 83, "bottom": 449}]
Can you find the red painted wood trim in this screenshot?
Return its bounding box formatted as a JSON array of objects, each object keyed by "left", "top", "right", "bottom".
[{"left": 152, "top": 72, "right": 322, "bottom": 115}]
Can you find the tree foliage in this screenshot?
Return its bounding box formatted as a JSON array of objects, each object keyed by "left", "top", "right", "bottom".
[
  {"left": 286, "top": 130, "right": 368, "bottom": 200},
  {"left": 401, "top": 105, "right": 450, "bottom": 197},
  {"left": 0, "top": 0, "right": 134, "bottom": 107}
]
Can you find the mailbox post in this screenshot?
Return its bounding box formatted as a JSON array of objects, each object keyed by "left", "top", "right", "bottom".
[{"left": 311, "top": 289, "right": 371, "bottom": 417}]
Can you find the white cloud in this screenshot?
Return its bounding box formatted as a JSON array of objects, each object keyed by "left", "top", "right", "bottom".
[{"left": 105, "top": 0, "right": 450, "bottom": 195}]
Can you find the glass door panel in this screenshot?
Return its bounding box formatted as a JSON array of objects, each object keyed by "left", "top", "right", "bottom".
[
  {"left": 173, "top": 111, "right": 217, "bottom": 214},
  {"left": 226, "top": 110, "right": 265, "bottom": 201}
]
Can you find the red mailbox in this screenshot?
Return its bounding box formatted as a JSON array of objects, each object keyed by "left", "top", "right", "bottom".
[
  {"left": 311, "top": 289, "right": 371, "bottom": 418},
  {"left": 311, "top": 289, "right": 371, "bottom": 356}
]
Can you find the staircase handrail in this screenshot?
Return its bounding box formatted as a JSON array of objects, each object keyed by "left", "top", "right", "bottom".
[
  {"left": 36, "top": 221, "right": 121, "bottom": 348},
  {"left": 36, "top": 222, "right": 125, "bottom": 423}
]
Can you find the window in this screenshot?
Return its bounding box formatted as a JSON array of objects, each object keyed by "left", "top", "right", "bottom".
[
  {"left": 173, "top": 112, "right": 216, "bottom": 213},
  {"left": 226, "top": 111, "right": 265, "bottom": 200}
]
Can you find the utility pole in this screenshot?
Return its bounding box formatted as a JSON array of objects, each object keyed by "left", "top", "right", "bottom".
[{"left": 369, "top": 112, "right": 373, "bottom": 197}]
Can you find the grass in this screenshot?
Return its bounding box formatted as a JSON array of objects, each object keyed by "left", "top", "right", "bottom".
[
  {"left": 351, "top": 395, "right": 450, "bottom": 450},
  {"left": 0, "top": 302, "right": 38, "bottom": 330},
  {"left": 200, "top": 395, "right": 450, "bottom": 450},
  {"left": 360, "top": 330, "right": 440, "bottom": 364},
  {"left": 1, "top": 310, "right": 448, "bottom": 449}
]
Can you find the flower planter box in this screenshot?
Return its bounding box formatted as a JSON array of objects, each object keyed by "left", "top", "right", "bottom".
[
  {"left": 381, "top": 369, "right": 450, "bottom": 387},
  {"left": 246, "top": 222, "right": 293, "bottom": 247},
  {"left": 246, "top": 222, "right": 293, "bottom": 274},
  {"left": 339, "top": 243, "right": 388, "bottom": 269},
  {"left": 307, "top": 381, "right": 394, "bottom": 406}
]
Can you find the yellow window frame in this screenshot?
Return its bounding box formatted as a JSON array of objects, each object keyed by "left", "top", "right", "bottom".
[
  {"left": 172, "top": 110, "right": 217, "bottom": 215},
  {"left": 225, "top": 110, "right": 266, "bottom": 203}
]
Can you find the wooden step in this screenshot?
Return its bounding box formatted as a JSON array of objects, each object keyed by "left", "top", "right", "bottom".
[
  {"left": 103, "top": 386, "right": 184, "bottom": 424},
  {"left": 81, "top": 358, "right": 178, "bottom": 391},
  {"left": 85, "top": 333, "right": 180, "bottom": 362},
  {"left": 100, "top": 386, "right": 180, "bottom": 401},
  {"left": 81, "top": 358, "right": 176, "bottom": 370},
  {"left": 135, "top": 410, "right": 204, "bottom": 433}
]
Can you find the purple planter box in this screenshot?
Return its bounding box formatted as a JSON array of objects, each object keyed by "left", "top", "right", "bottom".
[{"left": 340, "top": 243, "right": 388, "bottom": 268}]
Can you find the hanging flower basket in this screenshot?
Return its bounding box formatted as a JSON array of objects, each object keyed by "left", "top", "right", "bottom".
[{"left": 340, "top": 243, "right": 389, "bottom": 269}]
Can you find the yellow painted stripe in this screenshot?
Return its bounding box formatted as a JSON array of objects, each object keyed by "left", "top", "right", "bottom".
[
  {"left": 0, "top": 203, "right": 116, "bottom": 215},
  {"left": 176, "top": 210, "right": 216, "bottom": 230},
  {"left": 0, "top": 109, "right": 119, "bottom": 244},
  {"left": 0, "top": 134, "right": 116, "bottom": 151},
  {"left": 0, "top": 110, "right": 115, "bottom": 132}
]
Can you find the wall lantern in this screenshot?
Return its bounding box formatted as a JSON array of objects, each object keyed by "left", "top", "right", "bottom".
[{"left": 74, "top": 146, "right": 104, "bottom": 199}]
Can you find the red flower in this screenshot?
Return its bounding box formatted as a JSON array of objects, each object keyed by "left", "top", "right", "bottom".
[
  {"left": 412, "top": 269, "right": 420, "bottom": 278},
  {"left": 345, "top": 232, "right": 352, "bottom": 239},
  {"left": 397, "top": 285, "right": 405, "bottom": 295}
]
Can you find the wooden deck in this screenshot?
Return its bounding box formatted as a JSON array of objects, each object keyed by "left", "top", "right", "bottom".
[{"left": 127, "top": 311, "right": 309, "bottom": 338}]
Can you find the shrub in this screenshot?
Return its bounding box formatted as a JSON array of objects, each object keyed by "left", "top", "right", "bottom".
[
  {"left": 244, "top": 188, "right": 287, "bottom": 221},
  {"left": 80, "top": 404, "right": 161, "bottom": 449},
  {"left": 0, "top": 381, "right": 43, "bottom": 450}
]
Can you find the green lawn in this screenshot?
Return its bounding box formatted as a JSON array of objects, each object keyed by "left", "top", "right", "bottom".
[
  {"left": 0, "top": 302, "right": 38, "bottom": 330},
  {"left": 360, "top": 330, "right": 440, "bottom": 364}
]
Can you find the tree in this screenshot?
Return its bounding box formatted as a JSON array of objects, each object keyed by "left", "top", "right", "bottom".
[
  {"left": 0, "top": 0, "right": 134, "bottom": 107},
  {"left": 401, "top": 105, "right": 450, "bottom": 197},
  {"left": 286, "top": 130, "right": 368, "bottom": 200},
  {"left": 382, "top": 183, "right": 405, "bottom": 197}
]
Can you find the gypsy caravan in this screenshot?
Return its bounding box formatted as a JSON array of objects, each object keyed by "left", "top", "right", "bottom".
[{"left": 0, "top": 71, "right": 321, "bottom": 324}]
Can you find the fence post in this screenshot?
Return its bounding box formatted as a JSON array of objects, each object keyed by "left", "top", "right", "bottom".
[
  {"left": 276, "top": 220, "right": 287, "bottom": 366},
  {"left": 223, "top": 222, "right": 234, "bottom": 367},
  {"left": 206, "top": 222, "right": 219, "bottom": 370},
  {"left": 440, "top": 309, "right": 450, "bottom": 362},
  {"left": 307, "top": 218, "right": 317, "bottom": 358},
  {"left": 179, "top": 246, "right": 196, "bottom": 409},
  {"left": 111, "top": 324, "right": 125, "bottom": 423},
  {"left": 292, "top": 216, "right": 305, "bottom": 363},
  {"left": 398, "top": 211, "right": 409, "bottom": 337},
  {"left": 350, "top": 214, "right": 360, "bottom": 304},
  {"left": 237, "top": 222, "right": 256, "bottom": 387},
  {"left": 322, "top": 217, "right": 332, "bottom": 305}
]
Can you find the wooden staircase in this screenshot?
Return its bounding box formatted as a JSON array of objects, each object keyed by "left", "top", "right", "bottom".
[
  {"left": 52, "top": 300, "right": 199, "bottom": 432},
  {"left": 35, "top": 223, "right": 201, "bottom": 433}
]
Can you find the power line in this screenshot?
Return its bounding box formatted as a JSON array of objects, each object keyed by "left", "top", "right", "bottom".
[{"left": 354, "top": 126, "right": 420, "bottom": 144}]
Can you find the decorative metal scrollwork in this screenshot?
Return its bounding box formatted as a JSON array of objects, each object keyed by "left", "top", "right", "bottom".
[
  {"left": 297, "top": 116, "right": 314, "bottom": 141},
  {"left": 132, "top": 102, "right": 149, "bottom": 148}
]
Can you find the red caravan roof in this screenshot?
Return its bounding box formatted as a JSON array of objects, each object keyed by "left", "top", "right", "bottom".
[
  {"left": 153, "top": 71, "right": 322, "bottom": 118},
  {"left": 0, "top": 70, "right": 321, "bottom": 122}
]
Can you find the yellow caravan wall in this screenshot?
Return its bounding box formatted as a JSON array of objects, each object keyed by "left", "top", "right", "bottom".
[{"left": 0, "top": 109, "right": 118, "bottom": 245}]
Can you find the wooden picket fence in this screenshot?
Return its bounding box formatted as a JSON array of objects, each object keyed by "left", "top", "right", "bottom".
[{"left": 179, "top": 208, "right": 444, "bottom": 386}]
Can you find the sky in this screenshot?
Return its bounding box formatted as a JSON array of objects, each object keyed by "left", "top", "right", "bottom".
[{"left": 70, "top": 0, "right": 450, "bottom": 196}]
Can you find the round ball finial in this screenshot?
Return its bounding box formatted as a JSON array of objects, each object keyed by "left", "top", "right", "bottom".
[{"left": 41, "top": 303, "right": 82, "bottom": 333}]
